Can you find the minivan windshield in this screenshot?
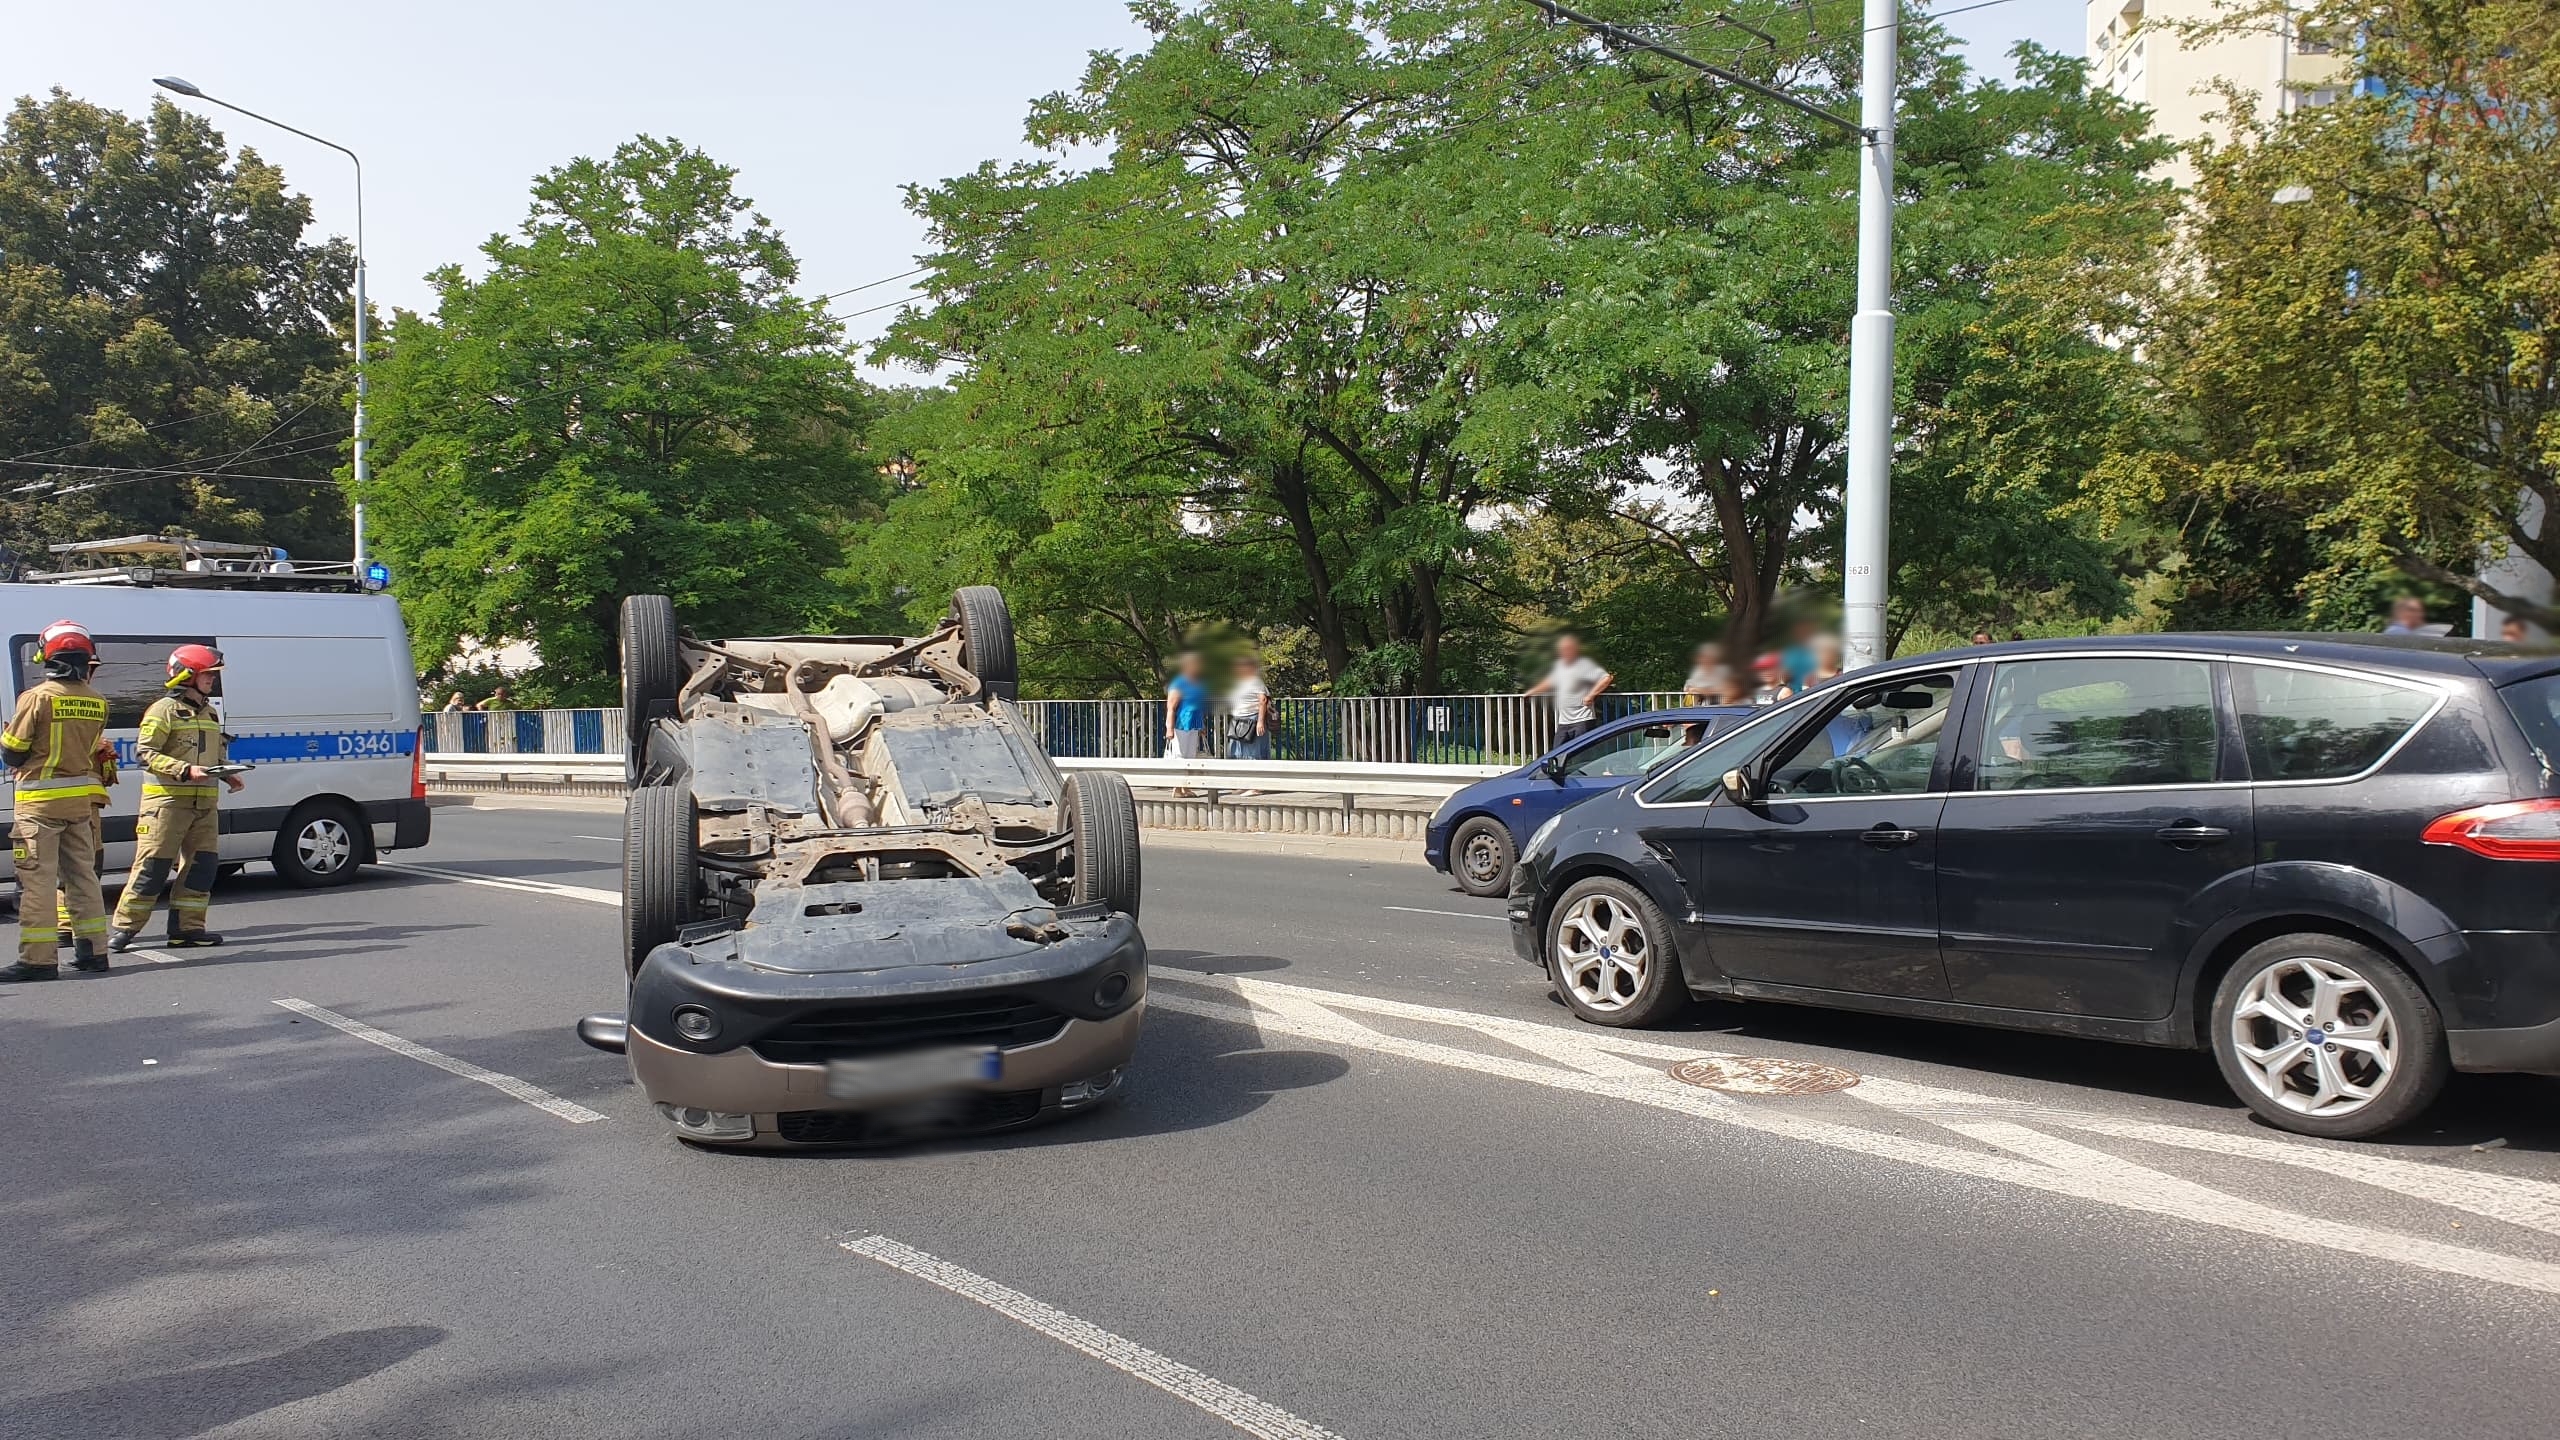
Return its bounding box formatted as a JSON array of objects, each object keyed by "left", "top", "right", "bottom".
[{"left": 2499, "top": 674, "right": 2560, "bottom": 785}]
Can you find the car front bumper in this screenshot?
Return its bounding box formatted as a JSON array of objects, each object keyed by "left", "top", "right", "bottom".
[{"left": 628, "top": 1003, "right": 1145, "bottom": 1147}]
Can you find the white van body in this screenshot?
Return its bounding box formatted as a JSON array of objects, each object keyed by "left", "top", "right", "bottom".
[{"left": 0, "top": 582, "right": 429, "bottom": 881}]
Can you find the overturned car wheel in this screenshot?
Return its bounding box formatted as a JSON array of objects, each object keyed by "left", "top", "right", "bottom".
[
  {"left": 623, "top": 783, "right": 698, "bottom": 976},
  {"left": 949, "top": 585, "right": 1018, "bottom": 702},
  {"left": 1065, "top": 769, "right": 1142, "bottom": 917},
  {"left": 621, "top": 594, "right": 684, "bottom": 783}
]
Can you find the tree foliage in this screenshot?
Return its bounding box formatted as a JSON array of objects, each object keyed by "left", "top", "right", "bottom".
[
  {"left": 364, "top": 138, "right": 881, "bottom": 701},
  {"left": 2090, "top": 0, "right": 2560, "bottom": 629},
  {"left": 870, "top": 1, "right": 2170, "bottom": 692},
  {"left": 0, "top": 91, "right": 355, "bottom": 569}
]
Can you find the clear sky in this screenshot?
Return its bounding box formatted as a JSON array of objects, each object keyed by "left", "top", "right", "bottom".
[{"left": 9, "top": 1, "right": 2082, "bottom": 376}]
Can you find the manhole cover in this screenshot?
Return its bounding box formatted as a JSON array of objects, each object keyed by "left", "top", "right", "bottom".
[{"left": 1669, "top": 1056, "right": 1862, "bottom": 1096}]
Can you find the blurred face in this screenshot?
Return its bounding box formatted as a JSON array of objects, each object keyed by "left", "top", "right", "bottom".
[
  {"left": 1179, "top": 653, "right": 1202, "bottom": 679},
  {"left": 2394, "top": 598, "right": 2426, "bottom": 627},
  {"left": 1556, "top": 636, "right": 1582, "bottom": 663},
  {"left": 2504, "top": 619, "right": 2528, "bottom": 642},
  {"left": 1239, "top": 656, "right": 1260, "bottom": 677}
]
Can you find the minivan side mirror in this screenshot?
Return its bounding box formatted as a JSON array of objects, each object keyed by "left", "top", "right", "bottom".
[{"left": 1720, "top": 767, "right": 1759, "bottom": 803}]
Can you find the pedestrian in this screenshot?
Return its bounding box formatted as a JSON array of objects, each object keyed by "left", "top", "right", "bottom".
[
  {"left": 1683, "top": 644, "right": 1737, "bottom": 707},
  {"left": 1164, "top": 651, "right": 1209, "bottom": 797},
  {"left": 1227, "top": 653, "right": 1273, "bottom": 761},
  {"left": 0, "top": 620, "right": 119, "bottom": 981},
  {"left": 480, "top": 684, "right": 514, "bottom": 712},
  {"left": 2384, "top": 596, "right": 2428, "bottom": 634},
  {"left": 1969, "top": 630, "right": 1993, "bottom": 647},
  {"left": 110, "top": 645, "right": 243, "bottom": 951},
  {"left": 1803, "top": 633, "right": 1843, "bottom": 688},
  {"left": 442, "top": 692, "right": 467, "bottom": 712},
  {"left": 2501, "top": 616, "right": 2530, "bottom": 644},
  {"left": 1526, "top": 633, "right": 1612, "bottom": 746},
  {"left": 1749, "top": 653, "right": 1790, "bottom": 706}
]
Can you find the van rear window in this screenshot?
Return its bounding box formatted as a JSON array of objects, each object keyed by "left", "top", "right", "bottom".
[{"left": 2500, "top": 674, "right": 2560, "bottom": 783}]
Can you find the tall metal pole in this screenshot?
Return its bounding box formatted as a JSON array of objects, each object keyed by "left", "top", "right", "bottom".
[
  {"left": 151, "top": 78, "right": 367, "bottom": 563},
  {"left": 1840, "top": 0, "right": 1898, "bottom": 671}
]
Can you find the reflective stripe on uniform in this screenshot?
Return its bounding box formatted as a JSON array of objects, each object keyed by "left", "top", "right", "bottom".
[
  {"left": 14, "top": 780, "right": 107, "bottom": 802},
  {"left": 141, "top": 784, "right": 219, "bottom": 799}
]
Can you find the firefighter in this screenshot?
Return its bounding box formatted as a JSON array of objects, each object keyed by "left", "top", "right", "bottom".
[
  {"left": 110, "top": 643, "right": 240, "bottom": 950},
  {"left": 1, "top": 620, "right": 119, "bottom": 981}
]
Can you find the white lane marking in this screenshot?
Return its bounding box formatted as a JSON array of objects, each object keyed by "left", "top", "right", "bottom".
[
  {"left": 120, "top": 948, "right": 186, "bottom": 966},
  {"left": 273, "top": 998, "right": 607, "bottom": 1123},
  {"left": 1851, "top": 1073, "right": 2560, "bottom": 1238},
  {"left": 1381, "top": 905, "right": 1503, "bottom": 921},
  {"left": 1148, "top": 968, "right": 2560, "bottom": 1299},
  {"left": 571, "top": 835, "right": 620, "bottom": 843},
  {"left": 843, "top": 1235, "right": 1343, "bottom": 1440},
  {"left": 381, "top": 862, "right": 619, "bottom": 906}
]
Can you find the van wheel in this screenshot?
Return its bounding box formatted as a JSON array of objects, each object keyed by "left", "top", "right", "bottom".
[
  {"left": 949, "top": 586, "right": 1018, "bottom": 702},
  {"left": 1064, "top": 770, "right": 1141, "bottom": 917},
  {"left": 1450, "top": 816, "right": 1515, "bottom": 897},
  {"left": 623, "top": 784, "right": 699, "bottom": 976},
  {"left": 2209, "top": 934, "right": 2448, "bottom": 1139},
  {"left": 621, "top": 594, "right": 684, "bottom": 783},
  {"left": 1547, "top": 877, "right": 1687, "bottom": 1027},
  {"left": 273, "top": 800, "right": 366, "bottom": 888}
]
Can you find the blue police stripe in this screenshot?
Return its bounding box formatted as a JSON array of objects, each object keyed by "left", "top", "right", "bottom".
[{"left": 112, "top": 730, "right": 417, "bottom": 766}]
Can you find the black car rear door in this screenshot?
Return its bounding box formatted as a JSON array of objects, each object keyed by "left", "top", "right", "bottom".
[{"left": 1935, "top": 654, "right": 2250, "bottom": 1020}]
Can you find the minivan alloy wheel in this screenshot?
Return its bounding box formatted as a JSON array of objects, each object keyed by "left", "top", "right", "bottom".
[
  {"left": 2228, "top": 954, "right": 2397, "bottom": 1118},
  {"left": 1554, "top": 891, "right": 1651, "bottom": 1013}
]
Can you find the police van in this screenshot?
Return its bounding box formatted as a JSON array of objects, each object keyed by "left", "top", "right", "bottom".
[{"left": 2, "top": 537, "right": 429, "bottom": 886}]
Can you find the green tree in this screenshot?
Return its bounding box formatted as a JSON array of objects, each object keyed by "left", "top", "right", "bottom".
[
  {"left": 879, "top": 0, "right": 1555, "bottom": 695},
  {"left": 364, "top": 137, "right": 879, "bottom": 701},
  {"left": 1451, "top": 11, "right": 2169, "bottom": 662},
  {"left": 0, "top": 91, "right": 355, "bottom": 569},
  {"left": 2093, "top": 1, "right": 2560, "bottom": 629}
]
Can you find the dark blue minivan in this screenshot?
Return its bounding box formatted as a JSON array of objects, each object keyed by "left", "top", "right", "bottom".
[
  {"left": 1508, "top": 635, "right": 2560, "bottom": 1139},
  {"left": 1426, "top": 705, "right": 1752, "bottom": 897}
]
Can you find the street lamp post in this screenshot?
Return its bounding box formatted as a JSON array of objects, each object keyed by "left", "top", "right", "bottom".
[{"left": 152, "top": 76, "right": 369, "bottom": 565}]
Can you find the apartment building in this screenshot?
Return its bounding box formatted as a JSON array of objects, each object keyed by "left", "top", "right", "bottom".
[{"left": 2085, "top": 0, "right": 2344, "bottom": 187}]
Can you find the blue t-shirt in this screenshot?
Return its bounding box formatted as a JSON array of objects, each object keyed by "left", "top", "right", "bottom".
[{"left": 1167, "top": 675, "right": 1209, "bottom": 731}]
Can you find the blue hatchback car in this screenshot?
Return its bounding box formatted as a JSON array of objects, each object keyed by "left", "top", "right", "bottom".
[{"left": 1425, "top": 706, "right": 1753, "bottom": 896}]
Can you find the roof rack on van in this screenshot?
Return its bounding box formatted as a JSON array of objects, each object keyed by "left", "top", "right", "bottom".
[{"left": 24, "top": 535, "right": 385, "bottom": 593}]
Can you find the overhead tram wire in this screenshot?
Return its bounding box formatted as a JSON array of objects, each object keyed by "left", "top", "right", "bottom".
[{"left": 1523, "top": 0, "right": 1868, "bottom": 137}]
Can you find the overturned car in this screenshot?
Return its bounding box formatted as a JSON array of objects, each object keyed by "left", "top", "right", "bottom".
[{"left": 577, "top": 586, "right": 1146, "bottom": 1147}]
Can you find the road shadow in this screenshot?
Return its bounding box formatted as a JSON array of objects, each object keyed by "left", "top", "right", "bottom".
[
  {"left": 1150, "top": 947, "right": 1296, "bottom": 976},
  {"left": 0, "top": 1326, "right": 444, "bottom": 1439}
]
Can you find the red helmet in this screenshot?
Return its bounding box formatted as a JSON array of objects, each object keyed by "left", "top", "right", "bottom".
[
  {"left": 36, "top": 619, "right": 94, "bottom": 663},
  {"left": 167, "top": 643, "right": 224, "bottom": 689}
]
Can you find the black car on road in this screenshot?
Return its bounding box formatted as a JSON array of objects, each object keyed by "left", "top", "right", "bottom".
[{"left": 1507, "top": 634, "right": 2560, "bottom": 1138}]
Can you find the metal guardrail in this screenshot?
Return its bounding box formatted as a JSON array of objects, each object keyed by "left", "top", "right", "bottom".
[
  {"left": 431, "top": 693, "right": 1687, "bottom": 766},
  {"left": 423, "top": 753, "right": 1499, "bottom": 800}
]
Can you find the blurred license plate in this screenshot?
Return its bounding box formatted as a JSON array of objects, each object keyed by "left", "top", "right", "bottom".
[{"left": 826, "top": 1046, "right": 1000, "bottom": 1102}]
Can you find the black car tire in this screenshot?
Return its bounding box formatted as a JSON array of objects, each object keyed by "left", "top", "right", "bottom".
[
  {"left": 620, "top": 594, "right": 684, "bottom": 784},
  {"left": 623, "top": 784, "right": 699, "bottom": 977},
  {"left": 950, "top": 586, "right": 1018, "bottom": 702},
  {"left": 1065, "top": 769, "right": 1142, "bottom": 917},
  {"left": 1545, "top": 876, "right": 1687, "bottom": 1028},
  {"left": 2208, "top": 933, "right": 2448, "bottom": 1140},
  {"left": 1450, "top": 816, "right": 1515, "bottom": 898},
  {"left": 271, "top": 799, "right": 367, "bottom": 888}
]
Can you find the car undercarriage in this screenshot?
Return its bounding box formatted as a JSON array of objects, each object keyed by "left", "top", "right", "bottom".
[{"left": 580, "top": 587, "right": 1146, "bottom": 1148}]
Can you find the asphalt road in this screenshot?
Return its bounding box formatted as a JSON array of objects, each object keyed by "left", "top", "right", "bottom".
[{"left": 6, "top": 800, "right": 2559, "bottom": 1440}]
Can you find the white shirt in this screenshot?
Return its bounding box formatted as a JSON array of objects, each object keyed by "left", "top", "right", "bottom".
[
  {"left": 1230, "top": 676, "right": 1269, "bottom": 732},
  {"left": 1548, "top": 656, "right": 1608, "bottom": 725}
]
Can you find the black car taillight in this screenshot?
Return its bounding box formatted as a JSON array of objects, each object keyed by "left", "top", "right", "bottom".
[{"left": 2422, "top": 798, "right": 2560, "bottom": 860}]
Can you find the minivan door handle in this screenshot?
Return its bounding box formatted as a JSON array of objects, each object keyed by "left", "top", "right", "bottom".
[
  {"left": 1860, "top": 824, "right": 1922, "bottom": 849},
  {"left": 2155, "top": 821, "right": 2231, "bottom": 849}
]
